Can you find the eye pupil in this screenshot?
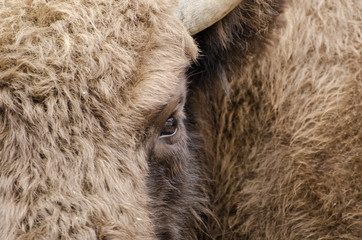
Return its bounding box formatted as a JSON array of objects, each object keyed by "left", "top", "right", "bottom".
[{"left": 161, "top": 116, "right": 177, "bottom": 136}]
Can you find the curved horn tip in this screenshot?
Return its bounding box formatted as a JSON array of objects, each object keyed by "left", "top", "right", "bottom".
[{"left": 176, "top": 0, "right": 243, "bottom": 35}]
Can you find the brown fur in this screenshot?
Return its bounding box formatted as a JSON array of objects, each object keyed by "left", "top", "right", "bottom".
[
  {"left": 0, "top": 0, "right": 205, "bottom": 239},
  {"left": 1, "top": 0, "right": 361, "bottom": 239},
  {"left": 189, "top": 0, "right": 362, "bottom": 239}
]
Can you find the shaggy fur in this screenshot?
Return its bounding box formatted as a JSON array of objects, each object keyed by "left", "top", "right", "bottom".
[
  {"left": 189, "top": 0, "right": 362, "bottom": 239},
  {"left": 0, "top": 0, "right": 206, "bottom": 239},
  {"left": 1, "top": 0, "right": 361, "bottom": 239}
]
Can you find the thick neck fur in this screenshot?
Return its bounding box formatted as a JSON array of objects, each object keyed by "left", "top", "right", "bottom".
[{"left": 188, "top": 0, "right": 361, "bottom": 238}]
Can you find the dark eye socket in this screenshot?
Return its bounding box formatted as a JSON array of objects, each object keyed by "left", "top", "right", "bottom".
[{"left": 160, "top": 115, "right": 177, "bottom": 137}]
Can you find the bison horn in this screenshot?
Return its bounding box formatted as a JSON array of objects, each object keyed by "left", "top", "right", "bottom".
[{"left": 176, "top": 0, "right": 243, "bottom": 35}]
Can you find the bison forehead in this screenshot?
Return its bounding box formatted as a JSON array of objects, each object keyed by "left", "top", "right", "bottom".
[{"left": 0, "top": 0, "right": 196, "bottom": 131}]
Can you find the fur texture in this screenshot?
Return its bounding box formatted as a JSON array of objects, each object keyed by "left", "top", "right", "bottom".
[
  {"left": 189, "top": 0, "right": 362, "bottom": 239},
  {"left": 0, "top": 0, "right": 205, "bottom": 239},
  {"left": 1, "top": 0, "right": 361, "bottom": 239}
]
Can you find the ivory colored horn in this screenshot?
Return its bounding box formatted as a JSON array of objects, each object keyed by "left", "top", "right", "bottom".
[{"left": 176, "top": 0, "right": 243, "bottom": 35}]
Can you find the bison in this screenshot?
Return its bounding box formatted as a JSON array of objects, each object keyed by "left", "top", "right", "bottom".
[{"left": 0, "top": 0, "right": 361, "bottom": 239}]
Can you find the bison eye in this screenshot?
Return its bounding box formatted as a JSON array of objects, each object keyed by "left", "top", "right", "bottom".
[{"left": 161, "top": 116, "right": 177, "bottom": 137}]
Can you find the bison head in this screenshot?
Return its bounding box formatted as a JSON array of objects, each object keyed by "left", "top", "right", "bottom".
[
  {"left": 2, "top": 0, "right": 360, "bottom": 239},
  {"left": 0, "top": 0, "right": 242, "bottom": 239}
]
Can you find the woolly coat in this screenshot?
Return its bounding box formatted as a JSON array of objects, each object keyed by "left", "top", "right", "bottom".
[{"left": 0, "top": 0, "right": 361, "bottom": 239}]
